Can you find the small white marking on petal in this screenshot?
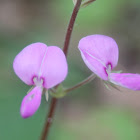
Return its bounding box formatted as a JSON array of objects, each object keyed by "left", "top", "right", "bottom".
[
  {"left": 83, "top": 49, "right": 106, "bottom": 68},
  {"left": 33, "top": 77, "right": 43, "bottom": 87},
  {"left": 38, "top": 47, "right": 48, "bottom": 78},
  {"left": 25, "top": 93, "right": 35, "bottom": 104},
  {"left": 106, "top": 64, "right": 112, "bottom": 75}
]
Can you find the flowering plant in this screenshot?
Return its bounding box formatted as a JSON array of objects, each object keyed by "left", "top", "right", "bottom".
[
  {"left": 13, "top": 43, "right": 68, "bottom": 118},
  {"left": 78, "top": 34, "right": 140, "bottom": 90},
  {"left": 13, "top": 0, "right": 140, "bottom": 139}
]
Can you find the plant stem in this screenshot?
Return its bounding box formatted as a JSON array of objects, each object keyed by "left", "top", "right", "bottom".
[
  {"left": 65, "top": 74, "right": 96, "bottom": 93},
  {"left": 40, "top": 0, "right": 82, "bottom": 140},
  {"left": 63, "top": 0, "right": 82, "bottom": 56},
  {"left": 40, "top": 98, "right": 57, "bottom": 140}
]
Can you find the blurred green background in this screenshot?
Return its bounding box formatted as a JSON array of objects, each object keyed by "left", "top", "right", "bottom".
[{"left": 0, "top": 0, "right": 140, "bottom": 139}]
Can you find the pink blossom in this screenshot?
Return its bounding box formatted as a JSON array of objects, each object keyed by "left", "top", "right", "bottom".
[
  {"left": 78, "top": 34, "right": 140, "bottom": 90},
  {"left": 13, "top": 43, "right": 68, "bottom": 118}
]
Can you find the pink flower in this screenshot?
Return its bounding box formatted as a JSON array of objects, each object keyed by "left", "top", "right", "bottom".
[
  {"left": 13, "top": 43, "right": 68, "bottom": 118},
  {"left": 78, "top": 34, "right": 140, "bottom": 90}
]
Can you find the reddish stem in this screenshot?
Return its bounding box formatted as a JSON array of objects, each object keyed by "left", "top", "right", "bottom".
[
  {"left": 63, "top": 0, "right": 82, "bottom": 56},
  {"left": 40, "top": 0, "right": 82, "bottom": 140},
  {"left": 40, "top": 98, "right": 57, "bottom": 140}
]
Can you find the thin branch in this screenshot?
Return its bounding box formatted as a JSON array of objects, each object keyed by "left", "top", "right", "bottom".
[
  {"left": 63, "top": 0, "right": 82, "bottom": 56},
  {"left": 65, "top": 74, "right": 96, "bottom": 93},
  {"left": 40, "top": 98, "right": 57, "bottom": 140},
  {"left": 40, "top": 1, "right": 82, "bottom": 140}
]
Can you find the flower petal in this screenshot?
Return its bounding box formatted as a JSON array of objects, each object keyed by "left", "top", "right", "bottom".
[
  {"left": 78, "top": 35, "right": 119, "bottom": 80},
  {"left": 40, "top": 46, "right": 68, "bottom": 89},
  {"left": 20, "top": 86, "right": 42, "bottom": 118},
  {"left": 13, "top": 43, "right": 47, "bottom": 85},
  {"left": 109, "top": 73, "right": 140, "bottom": 90}
]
